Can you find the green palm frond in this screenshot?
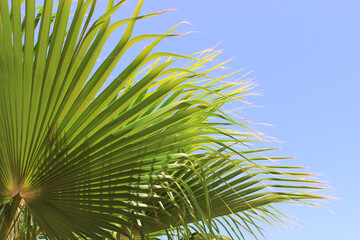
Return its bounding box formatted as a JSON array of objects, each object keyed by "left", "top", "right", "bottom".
[{"left": 0, "top": 0, "right": 326, "bottom": 239}]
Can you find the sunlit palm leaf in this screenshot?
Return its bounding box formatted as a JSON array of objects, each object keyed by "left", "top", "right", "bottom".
[{"left": 0, "top": 0, "right": 326, "bottom": 239}]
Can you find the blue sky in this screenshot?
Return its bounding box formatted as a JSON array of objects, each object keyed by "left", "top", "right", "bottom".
[
  {"left": 130, "top": 1, "right": 359, "bottom": 239},
  {"left": 106, "top": 0, "right": 359, "bottom": 239}
]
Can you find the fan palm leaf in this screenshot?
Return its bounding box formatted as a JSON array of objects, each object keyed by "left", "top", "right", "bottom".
[{"left": 0, "top": 0, "right": 326, "bottom": 239}]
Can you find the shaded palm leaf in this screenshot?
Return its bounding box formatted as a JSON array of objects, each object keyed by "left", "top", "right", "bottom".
[{"left": 0, "top": 0, "right": 326, "bottom": 239}]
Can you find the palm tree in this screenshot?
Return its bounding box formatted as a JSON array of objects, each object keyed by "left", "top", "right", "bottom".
[{"left": 0, "top": 0, "right": 326, "bottom": 239}]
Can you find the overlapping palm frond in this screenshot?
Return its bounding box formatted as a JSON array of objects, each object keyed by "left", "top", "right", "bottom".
[{"left": 0, "top": 0, "right": 326, "bottom": 239}]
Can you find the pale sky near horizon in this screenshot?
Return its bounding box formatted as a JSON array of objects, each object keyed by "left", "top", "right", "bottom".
[{"left": 126, "top": 1, "right": 358, "bottom": 239}]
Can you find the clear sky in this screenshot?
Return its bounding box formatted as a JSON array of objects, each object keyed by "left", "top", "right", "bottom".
[{"left": 110, "top": 0, "right": 359, "bottom": 239}]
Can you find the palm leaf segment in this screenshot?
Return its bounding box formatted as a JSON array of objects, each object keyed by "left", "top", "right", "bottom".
[{"left": 0, "top": 0, "right": 325, "bottom": 239}]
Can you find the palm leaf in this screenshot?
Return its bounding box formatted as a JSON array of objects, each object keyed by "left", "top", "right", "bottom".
[{"left": 0, "top": 0, "right": 326, "bottom": 239}]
